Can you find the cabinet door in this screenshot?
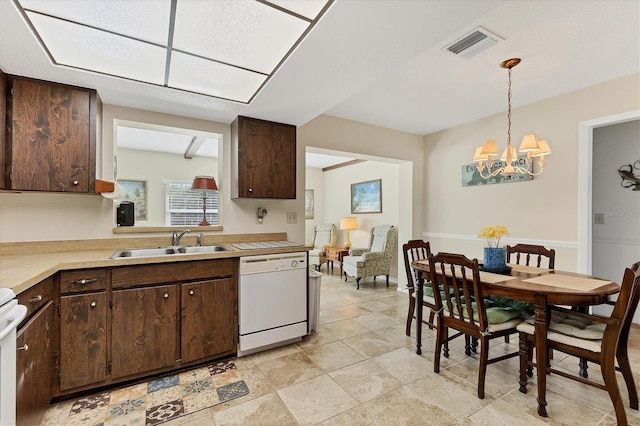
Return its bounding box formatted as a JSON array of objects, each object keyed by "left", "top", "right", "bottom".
[
  {"left": 237, "top": 116, "right": 296, "bottom": 199},
  {"left": 9, "top": 77, "right": 93, "bottom": 192},
  {"left": 16, "top": 302, "right": 55, "bottom": 426},
  {"left": 181, "top": 278, "right": 237, "bottom": 363},
  {"left": 111, "top": 285, "right": 178, "bottom": 379},
  {"left": 59, "top": 292, "right": 107, "bottom": 391}
]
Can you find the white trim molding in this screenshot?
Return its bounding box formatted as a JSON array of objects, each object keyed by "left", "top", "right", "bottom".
[{"left": 422, "top": 232, "right": 578, "bottom": 249}]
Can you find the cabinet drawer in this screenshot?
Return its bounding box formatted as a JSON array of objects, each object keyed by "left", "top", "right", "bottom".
[
  {"left": 60, "top": 269, "right": 107, "bottom": 294},
  {"left": 17, "top": 276, "right": 55, "bottom": 323},
  {"left": 112, "top": 259, "right": 235, "bottom": 288}
]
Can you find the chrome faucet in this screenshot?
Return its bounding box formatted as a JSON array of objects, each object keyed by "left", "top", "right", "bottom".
[
  {"left": 196, "top": 233, "right": 203, "bottom": 246},
  {"left": 171, "top": 230, "right": 190, "bottom": 246}
]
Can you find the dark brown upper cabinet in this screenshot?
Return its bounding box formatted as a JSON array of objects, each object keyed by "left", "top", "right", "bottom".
[
  {"left": 2, "top": 73, "right": 100, "bottom": 192},
  {"left": 231, "top": 116, "right": 296, "bottom": 199}
]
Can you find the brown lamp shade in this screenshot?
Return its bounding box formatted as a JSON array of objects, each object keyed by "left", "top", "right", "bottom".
[{"left": 191, "top": 175, "right": 218, "bottom": 192}]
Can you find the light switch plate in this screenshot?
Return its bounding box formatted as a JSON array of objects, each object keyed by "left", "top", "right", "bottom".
[
  {"left": 594, "top": 213, "right": 605, "bottom": 224},
  {"left": 286, "top": 212, "right": 297, "bottom": 224}
]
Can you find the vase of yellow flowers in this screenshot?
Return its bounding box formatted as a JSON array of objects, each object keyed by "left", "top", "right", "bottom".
[{"left": 479, "top": 225, "right": 509, "bottom": 271}]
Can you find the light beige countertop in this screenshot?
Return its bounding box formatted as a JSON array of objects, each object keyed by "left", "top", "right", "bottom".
[{"left": 0, "top": 233, "right": 310, "bottom": 294}]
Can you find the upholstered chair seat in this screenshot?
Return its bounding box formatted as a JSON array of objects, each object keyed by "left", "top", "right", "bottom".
[
  {"left": 343, "top": 225, "right": 397, "bottom": 289},
  {"left": 308, "top": 223, "right": 336, "bottom": 271}
]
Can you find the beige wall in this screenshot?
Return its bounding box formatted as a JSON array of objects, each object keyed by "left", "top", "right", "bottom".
[
  {"left": 422, "top": 73, "right": 640, "bottom": 272},
  {"left": 299, "top": 115, "right": 424, "bottom": 285},
  {"left": 307, "top": 161, "right": 401, "bottom": 279}
]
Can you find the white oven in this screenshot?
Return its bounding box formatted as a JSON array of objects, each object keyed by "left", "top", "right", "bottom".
[
  {"left": 238, "top": 252, "right": 308, "bottom": 356},
  {"left": 0, "top": 288, "right": 27, "bottom": 426}
]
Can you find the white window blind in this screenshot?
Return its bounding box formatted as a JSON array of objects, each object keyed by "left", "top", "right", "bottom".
[{"left": 166, "top": 182, "right": 218, "bottom": 226}]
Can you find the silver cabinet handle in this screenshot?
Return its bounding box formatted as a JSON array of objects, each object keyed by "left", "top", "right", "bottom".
[
  {"left": 248, "top": 188, "right": 253, "bottom": 192},
  {"left": 90, "top": 301, "right": 97, "bottom": 308},
  {"left": 17, "top": 344, "right": 29, "bottom": 352},
  {"left": 73, "top": 180, "right": 79, "bottom": 185},
  {"left": 189, "top": 289, "right": 194, "bottom": 296},
  {"left": 70, "top": 278, "right": 97, "bottom": 285},
  {"left": 29, "top": 295, "right": 42, "bottom": 303},
  {"left": 164, "top": 293, "right": 169, "bottom": 298}
]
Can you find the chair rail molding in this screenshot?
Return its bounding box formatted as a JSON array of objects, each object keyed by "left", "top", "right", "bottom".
[{"left": 421, "top": 232, "right": 578, "bottom": 249}]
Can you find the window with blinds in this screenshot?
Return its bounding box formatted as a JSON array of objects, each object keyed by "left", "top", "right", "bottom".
[{"left": 166, "top": 182, "right": 218, "bottom": 226}]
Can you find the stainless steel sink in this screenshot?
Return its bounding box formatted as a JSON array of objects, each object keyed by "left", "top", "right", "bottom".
[
  {"left": 110, "top": 247, "right": 179, "bottom": 258},
  {"left": 177, "top": 245, "right": 232, "bottom": 254},
  {"left": 110, "top": 245, "right": 232, "bottom": 259}
]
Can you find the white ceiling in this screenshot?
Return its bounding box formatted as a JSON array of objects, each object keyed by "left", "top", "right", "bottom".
[{"left": 1, "top": 0, "right": 638, "bottom": 139}]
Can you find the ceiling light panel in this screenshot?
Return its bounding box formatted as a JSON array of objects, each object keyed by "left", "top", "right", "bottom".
[
  {"left": 169, "top": 51, "right": 267, "bottom": 102},
  {"left": 172, "top": 1, "right": 309, "bottom": 74},
  {"left": 267, "top": 0, "right": 330, "bottom": 20},
  {"left": 27, "top": 12, "right": 167, "bottom": 84},
  {"left": 18, "top": 0, "right": 171, "bottom": 45}
]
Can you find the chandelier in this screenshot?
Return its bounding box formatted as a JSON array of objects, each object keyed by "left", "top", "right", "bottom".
[{"left": 473, "top": 58, "right": 551, "bottom": 178}]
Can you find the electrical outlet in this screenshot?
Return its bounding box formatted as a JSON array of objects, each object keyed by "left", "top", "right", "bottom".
[
  {"left": 594, "top": 213, "right": 605, "bottom": 225},
  {"left": 286, "top": 212, "right": 297, "bottom": 224}
]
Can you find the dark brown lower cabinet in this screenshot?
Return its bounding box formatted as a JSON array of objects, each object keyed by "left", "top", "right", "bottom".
[
  {"left": 59, "top": 292, "right": 107, "bottom": 391},
  {"left": 111, "top": 285, "right": 178, "bottom": 379},
  {"left": 181, "top": 277, "right": 237, "bottom": 363},
  {"left": 16, "top": 301, "right": 55, "bottom": 426}
]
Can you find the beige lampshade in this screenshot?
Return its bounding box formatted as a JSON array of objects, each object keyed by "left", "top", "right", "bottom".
[
  {"left": 191, "top": 175, "right": 218, "bottom": 192},
  {"left": 500, "top": 144, "right": 517, "bottom": 162},
  {"left": 518, "top": 134, "right": 540, "bottom": 152},
  {"left": 473, "top": 147, "right": 490, "bottom": 162},
  {"left": 480, "top": 139, "right": 498, "bottom": 156},
  {"left": 340, "top": 217, "right": 358, "bottom": 230},
  {"left": 531, "top": 139, "right": 552, "bottom": 157}
]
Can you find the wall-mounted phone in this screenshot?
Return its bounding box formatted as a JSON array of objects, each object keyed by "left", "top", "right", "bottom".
[{"left": 257, "top": 207, "right": 268, "bottom": 223}]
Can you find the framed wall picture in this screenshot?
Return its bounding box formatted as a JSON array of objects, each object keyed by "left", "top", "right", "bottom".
[
  {"left": 305, "top": 189, "right": 314, "bottom": 219},
  {"left": 119, "top": 180, "right": 148, "bottom": 220},
  {"left": 351, "top": 179, "right": 382, "bottom": 214}
]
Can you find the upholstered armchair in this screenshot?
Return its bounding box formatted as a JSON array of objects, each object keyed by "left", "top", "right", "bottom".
[
  {"left": 343, "top": 224, "right": 398, "bottom": 289},
  {"left": 308, "top": 223, "right": 336, "bottom": 271}
]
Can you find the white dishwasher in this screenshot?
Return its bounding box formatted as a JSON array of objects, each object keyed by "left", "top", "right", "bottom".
[
  {"left": 238, "top": 252, "right": 308, "bottom": 357},
  {"left": 0, "top": 288, "right": 27, "bottom": 426}
]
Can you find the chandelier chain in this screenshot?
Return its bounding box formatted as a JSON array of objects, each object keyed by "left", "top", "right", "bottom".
[{"left": 507, "top": 67, "right": 512, "bottom": 147}]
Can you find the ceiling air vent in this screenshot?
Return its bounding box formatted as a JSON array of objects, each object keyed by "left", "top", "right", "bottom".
[{"left": 443, "top": 26, "right": 503, "bottom": 59}]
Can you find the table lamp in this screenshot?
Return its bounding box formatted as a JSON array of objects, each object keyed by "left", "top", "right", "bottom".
[
  {"left": 191, "top": 175, "right": 218, "bottom": 226},
  {"left": 340, "top": 217, "right": 358, "bottom": 249}
]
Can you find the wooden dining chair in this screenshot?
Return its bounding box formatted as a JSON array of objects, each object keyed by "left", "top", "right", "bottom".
[
  {"left": 500, "top": 243, "right": 555, "bottom": 344},
  {"left": 506, "top": 243, "right": 555, "bottom": 268},
  {"left": 428, "top": 252, "right": 524, "bottom": 399},
  {"left": 517, "top": 267, "right": 640, "bottom": 425},
  {"left": 402, "top": 240, "right": 435, "bottom": 336}
]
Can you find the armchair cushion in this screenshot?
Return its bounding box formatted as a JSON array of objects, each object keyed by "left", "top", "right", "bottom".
[
  {"left": 308, "top": 223, "right": 336, "bottom": 270},
  {"left": 348, "top": 248, "right": 368, "bottom": 256},
  {"left": 343, "top": 225, "right": 398, "bottom": 287}
]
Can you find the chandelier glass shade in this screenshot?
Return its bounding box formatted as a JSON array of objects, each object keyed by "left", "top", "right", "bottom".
[{"left": 474, "top": 58, "right": 551, "bottom": 178}]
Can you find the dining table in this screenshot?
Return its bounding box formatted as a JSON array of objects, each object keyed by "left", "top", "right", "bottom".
[{"left": 411, "top": 260, "right": 620, "bottom": 417}]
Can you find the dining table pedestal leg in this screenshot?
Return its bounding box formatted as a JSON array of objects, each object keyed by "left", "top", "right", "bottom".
[{"left": 534, "top": 294, "right": 549, "bottom": 417}]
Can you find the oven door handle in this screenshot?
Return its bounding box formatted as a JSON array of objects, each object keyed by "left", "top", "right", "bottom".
[{"left": 0, "top": 305, "right": 27, "bottom": 341}]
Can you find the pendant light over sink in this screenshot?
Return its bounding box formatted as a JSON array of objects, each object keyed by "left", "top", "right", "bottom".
[{"left": 473, "top": 58, "right": 551, "bottom": 178}]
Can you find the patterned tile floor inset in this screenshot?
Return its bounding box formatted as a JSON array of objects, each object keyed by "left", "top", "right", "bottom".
[{"left": 56, "top": 360, "right": 249, "bottom": 426}]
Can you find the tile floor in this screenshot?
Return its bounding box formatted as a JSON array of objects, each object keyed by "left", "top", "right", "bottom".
[{"left": 42, "top": 270, "right": 640, "bottom": 425}]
